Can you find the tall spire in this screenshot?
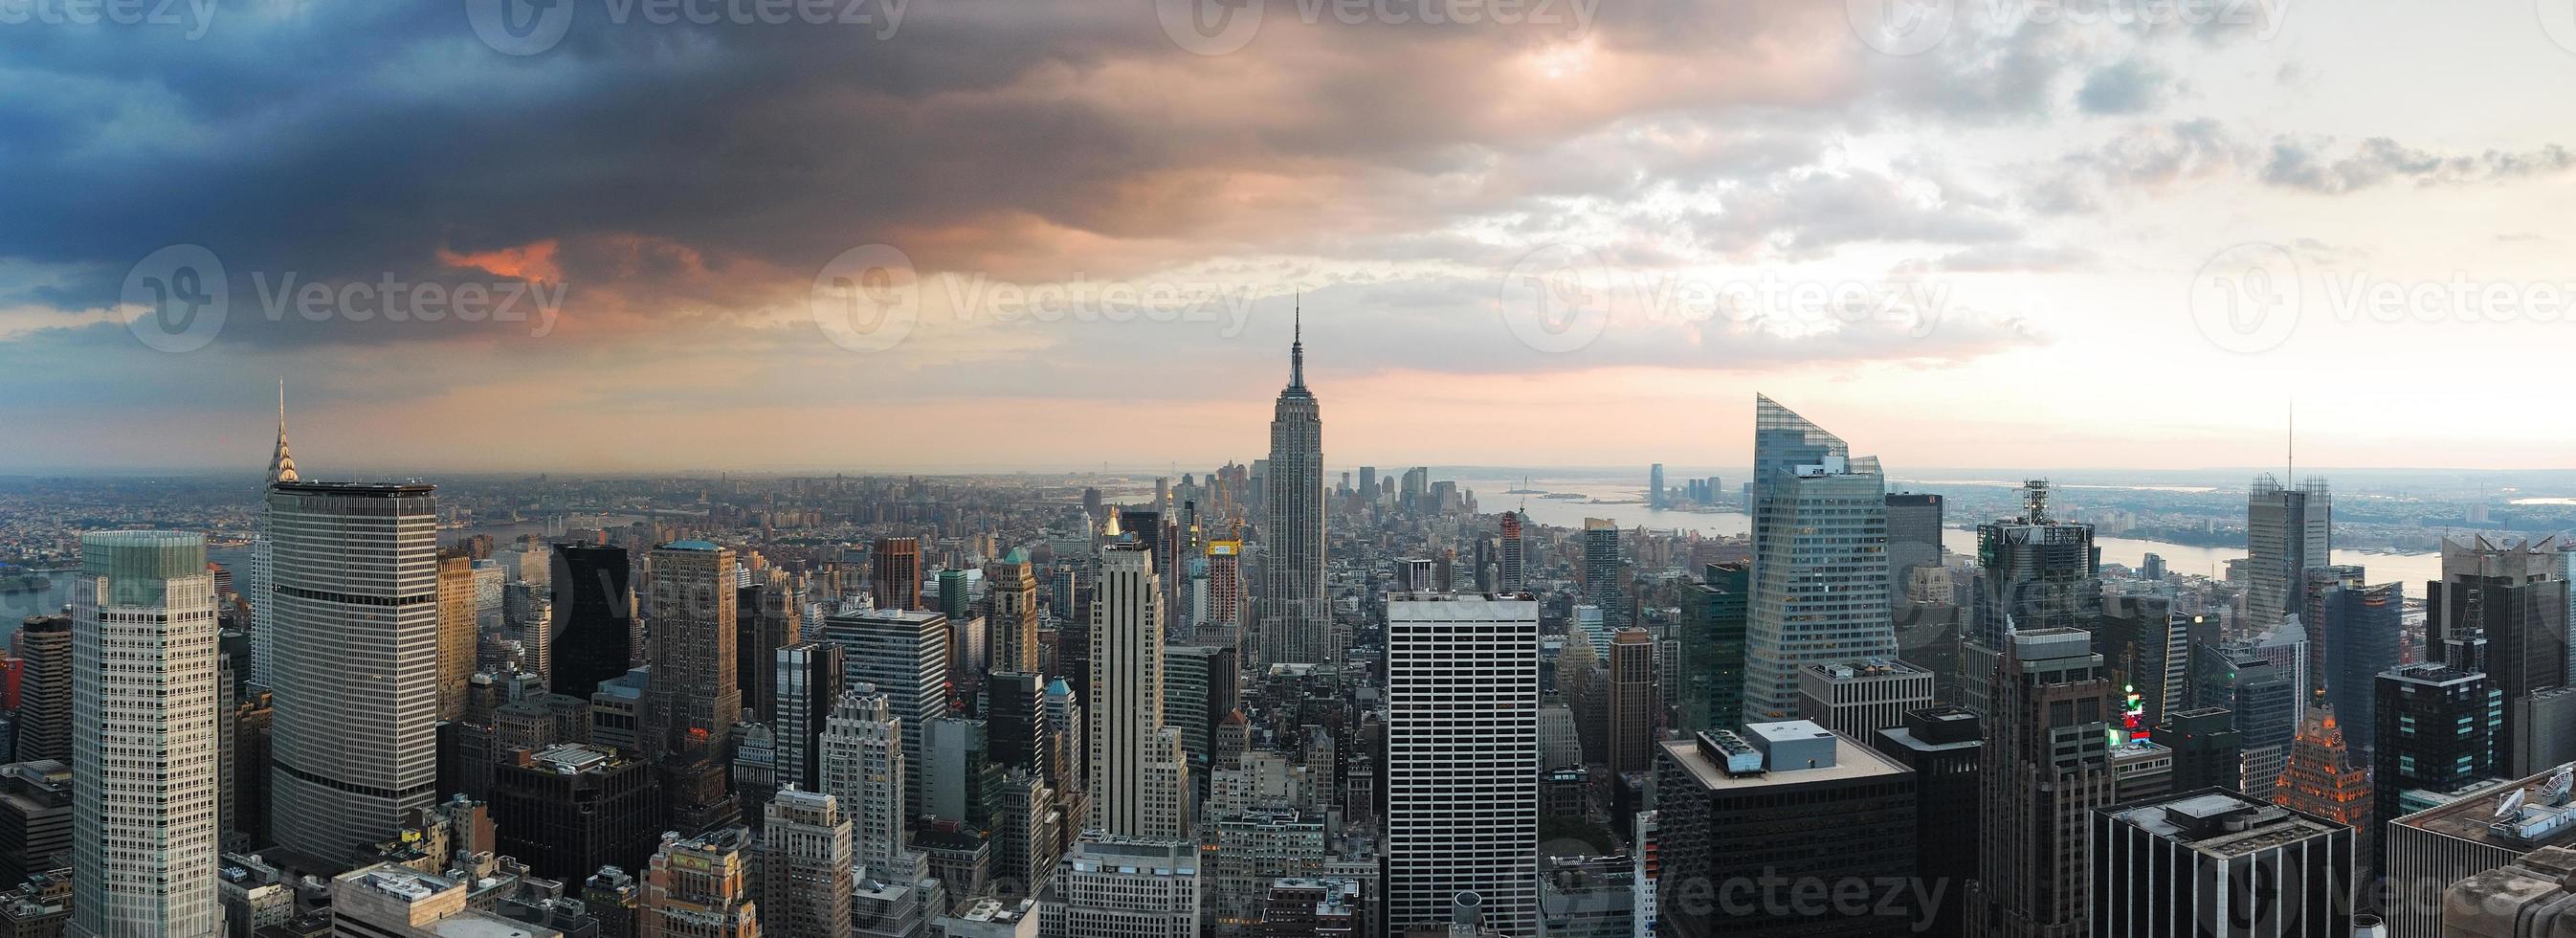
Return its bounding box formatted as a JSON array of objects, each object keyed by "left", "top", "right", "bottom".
[
  {"left": 1288, "top": 293, "right": 1305, "bottom": 390},
  {"left": 267, "top": 379, "right": 298, "bottom": 484}
]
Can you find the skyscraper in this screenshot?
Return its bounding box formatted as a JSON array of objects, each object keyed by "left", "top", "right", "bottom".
[
  {"left": 2426, "top": 535, "right": 2570, "bottom": 776},
  {"left": 874, "top": 536, "right": 922, "bottom": 612},
  {"left": 772, "top": 640, "right": 844, "bottom": 793},
  {"left": 1042, "top": 836, "right": 1202, "bottom": 938},
  {"left": 643, "top": 541, "right": 743, "bottom": 762},
  {"left": 987, "top": 549, "right": 1041, "bottom": 675},
  {"left": 1967, "top": 628, "right": 2118, "bottom": 938},
  {"left": 435, "top": 551, "right": 477, "bottom": 722},
  {"left": 2247, "top": 474, "right": 2332, "bottom": 635},
  {"left": 2371, "top": 661, "right": 2502, "bottom": 862},
  {"left": 1654, "top": 723, "right": 1920, "bottom": 938},
  {"left": 1581, "top": 519, "right": 1622, "bottom": 626},
  {"left": 1385, "top": 593, "right": 1539, "bottom": 937},
  {"left": 762, "top": 790, "right": 855, "bottom": 938},
  {"left": 1498, "top": 511, "right": 1525, "bottom": 592},
  {"left": 2313, "top": 574, "right": 2402, "bottom": 757},
  {"left": 266, "top": 481, "right": 441, "bottom": 861},
  {"left": 1743, "top": 397, "right": 1895, "bottom": 724},
  {"left": 2271, "top": 707, "right": 2372, "bottom": 859},
  {"left": 1647, "top": 464, "right": 1665, "bottom": 508},
  {"left": 1884, "top": 493, "right": 1943, "bottom": 610},
  {"left": 550, "top": 543, "right": 635, "bottom": 699},
  {"left": 1605, "top": 629, "right": 1657, "bottom": 779},
  {"left": 1089, "top": 536, "right": 1189, "bottom": 839},
  {"left": 1204, "top": 541, "right": 1243, "bottom": 643},
  {"left": 1261, "top": 309, "right": 1327, "bottom": 667},
  {"left": 1963, "top": 480, "right": 2100, "bottom": 716},
  {"left": 68, "top": 531, "right": 221, "bottom": 938},
  {"left": 737, "top": 569, "right": 802, "bottom": 720},
  {"left": 1674, "top": 562, "right": 1748, "bottom": 735},
  {"left": 819, "top": 608, "right": 949, "bottom": 821},
  {"left": 9, "top": 616, "right": 69, "bottom": 765},
  {"left": 820, "top": 684, "right": 910, "bottom": 874}
]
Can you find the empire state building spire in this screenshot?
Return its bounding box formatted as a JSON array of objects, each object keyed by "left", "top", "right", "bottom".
[
  {"left": 1262, "top": 295, "right": 1326, "bottom": 666},
  {"left": 1288, "top": 294, "right": 1305, "bottom": 390},
  {"left": 267, "top": 379, "right": 299, "bottom": 484}
]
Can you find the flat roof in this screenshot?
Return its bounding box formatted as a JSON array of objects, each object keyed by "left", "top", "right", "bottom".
[
  {"left": 2398, "top": 763, "right": 2576, "bottom": 846},
  {"left": 1660, "top": 731, "right": 1912, "bottom": 792}
]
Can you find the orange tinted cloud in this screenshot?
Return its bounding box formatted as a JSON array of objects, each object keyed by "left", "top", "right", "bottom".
[{"left": 438, "top": 239, "right": 564, "bottom": 284}]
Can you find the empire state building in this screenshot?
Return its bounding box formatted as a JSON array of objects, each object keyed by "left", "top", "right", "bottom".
[{"left": 1262, "top": 309, "right": 1328, "bottom": 665}]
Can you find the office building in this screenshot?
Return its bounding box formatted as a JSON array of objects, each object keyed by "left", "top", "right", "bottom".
[
  {"left": 67, "top": 531, "right": 221, "bottom": 938},
  {"left": 2439, "top": 842, "right": 2576, "bottom": 937},
  {"left": 817, "top": 683, "right": 909, "bottom": 871},
  {"left": 874, "top": 536, "right": 922, "bottom": 612},
  {"left": 2374, "top": 662, "right": 2505, "bottom": 861},
  {"left": 2385, "top": 766, "right": 2576, "bottom": 938},
  {"left": 0, "top": 761, "right": 69, "bottom": 889},
  {"left": 761, "top": 790, "right": 855, "bottom": 938},
  {"left": 1884, "top": 493, "right": 1943, "bottom": 609},
  {"left": 640, "top": 828, "right": 760, "bottom": 938},
  {"left": 266, "top": 481, "right": 442, "bottom": 862},
  {"left": 820, "top": 607, "right": 950, "bottom": 820},
  {"left": 1674, "top": 563, "right": 1748, "bottom": 736},
  {"left": 1205, "top": 541, "right": 1244, "bottom": 640},
  {"left": 2273, "top": 707, "right": 2372, "bottom": 857},
  {"left": 643, "top": 541, "right": 743, "bottom": 762},
  {"left": 1090, "top": 536, "right": 1190, "bottom": 839},
  {"left": 1259, "top": 878, "right": 1362, "bottom": 938},
  {"left": 1605, "top": 629, "right": 1657, "bottom": 779},
  {"left": 1582, "top": 520, "right": 1622, "bottom": 626},
  {"left": 737, "top": 569, "right": 802, "bottom": 720},
  {"left": 1042, "top": 836, "right": 1202, "bottom": 938},
  {"left": 2314, "top": 576, "right": 2404, "bottom": 757},
  {"left": 1384, "top": 593, "right": 1540, "bottom": 938},
  {"left": 2247, "top": 474, "right": 2333, "bottom": 636},
  {"left": 1871, "top": 707, "right": 1982, "bottom": 938},
  {"left": 1164, "top": 644, "right": 1237, "bottom": 797},
  {"left": 2151, "top": 706, "right": 2246, "bottom": 793},
  {"left": 1499, "top": 511, "right": 1525, "bottom": 593},
  {"left": 1797, "top": 660, "right": 1935, "bottom": 742},
  {"left": 1648, "top": 464, "right": 1665, "bottom": 507},
  {"left": 436, "top": 552, "right": 477, "bottom": 722},
  {"left": 1968, "top": 628, "right": 2119, "bottom": 938},
  {"left": 2092, "top": 791, "right": 2356, "bottom": 937},
  {"left": 771, "top": 641, "right": 843, "bottom": 793},
  {"left": 1963, "top": 481, "right": 2100, "bottom": 715},
  {"left": 1654, "top": 722, "right": 1919, "bottom": 938},
  {"left": 490, "top": 743, "right": 664, "bottom": 884},
  {"left": 988, "top": 550, "right": 1042, "bottom": 675},
  {"left": 1743, "top": 436, "right": 1895, "bottom": 723},
  {"left": 2427, "top": 535, "right": 2571, "bottom": 776},
  {"left": 6, "top": 619, "right": 66, "bottom": 770},
  {"left": 550, "top": 543, "right": 635, "bottom": 700},
  {"left": 2101, "top": 596, "right": 2206, "bottom": 734},
  {"left": 1262, "top": 314, "right": 1329, "bottom": 667}
]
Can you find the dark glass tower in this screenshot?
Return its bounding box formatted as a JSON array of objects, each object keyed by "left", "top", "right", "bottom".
[
  {"left": 1674, "top": 562, "right": 1748, "bottom": 735},
  {"left": 549, "top": 544, "right": 634, "bottom": 700}
]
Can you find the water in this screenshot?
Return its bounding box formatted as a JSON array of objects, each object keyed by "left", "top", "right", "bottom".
[{"left": 1462, "top": 477, "right": 2445, "bottom": 589}]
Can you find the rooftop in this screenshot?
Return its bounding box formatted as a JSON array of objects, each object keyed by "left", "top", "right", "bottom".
[
  {"left": 2109, "top": 790, "right": 2345, "bottom": 859},
  {"left": 1661, "top": 728, "right": 1911, "bottom": 792}
]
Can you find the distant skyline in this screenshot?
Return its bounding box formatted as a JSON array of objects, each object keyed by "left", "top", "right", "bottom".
[{"left": 10, "top": 4, "right": 2576, "bottom": 471}]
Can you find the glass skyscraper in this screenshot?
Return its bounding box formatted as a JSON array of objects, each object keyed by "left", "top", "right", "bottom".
[{"left": 1743, "top": 395, "right": 1895, "bottom": 724}]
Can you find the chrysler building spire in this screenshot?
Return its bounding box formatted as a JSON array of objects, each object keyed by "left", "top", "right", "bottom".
[{"left": 267, "top": 379, "right": 299, "bottom": 484}]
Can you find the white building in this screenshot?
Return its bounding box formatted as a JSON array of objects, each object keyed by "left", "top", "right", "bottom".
[
  {"left": 821, "top": 684, "right": 912, "bottom": 877},
  {"left": 761, "top": 789, "right": 855, "bottom": 938},
  {"left": 1089, "top": 537, "right": 1190, "bottom": 839},
  {"left": 1385, "top": 592, "right": 1540, "bottom": 937},
  {"left": 1040, "top": 836, "right": 1201, "bottom": 938},
  {"left": 69, "top": 531, "right": 222, "bottom": 938},
  {"left": 265, "top": 481, "right": 443, "bottom": 860}
]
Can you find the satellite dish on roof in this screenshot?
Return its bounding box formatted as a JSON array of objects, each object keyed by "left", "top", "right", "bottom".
[{"left": 2496, "top": 787, "right": 2529, "bottom": 820}]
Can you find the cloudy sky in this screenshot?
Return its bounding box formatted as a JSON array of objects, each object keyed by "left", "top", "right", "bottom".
[{"left": 7, "top": 0, "right": 2575, "bottom": 474}]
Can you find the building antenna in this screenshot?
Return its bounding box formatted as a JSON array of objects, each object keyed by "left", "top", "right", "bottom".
[{"left": 2286, "top": 397, "right": 2295, "bottom": 482}]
